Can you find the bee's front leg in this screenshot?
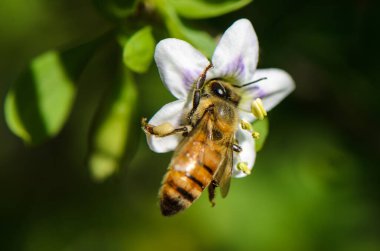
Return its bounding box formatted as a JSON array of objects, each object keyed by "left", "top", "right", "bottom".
[{"left": 141, "top": 118, "right": 192, "bottom": 137}]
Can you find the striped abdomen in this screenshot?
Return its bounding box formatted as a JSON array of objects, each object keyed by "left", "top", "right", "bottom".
[{"left": 159, "top": 141, "right": 223, "bottom": 216}]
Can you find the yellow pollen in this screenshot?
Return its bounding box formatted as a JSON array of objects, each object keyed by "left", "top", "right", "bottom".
[
  {"left": 240, "top": 119, "right": 260, "bottom": 140},
  {"left": 240, "top": 119, "right": 253, "bottom": 131},
  {"left": 237, "top": 162, "right": 251, "bottom": 175},
  {"left": 251, "top": 98, "right": 267, "bottom": 120},
  {"left": 152, "top": 122, "right": 175, "bottom": 136},
  {"left": 252, "top": 131, "right": 260, "bottom": 139}
]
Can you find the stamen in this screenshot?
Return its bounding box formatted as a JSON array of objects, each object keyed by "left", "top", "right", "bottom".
[
  {"left": 241, "top": 119, "right": 260, "bottom": 140},
  {"left": 237, "top": 162, "right": 251, "bottom": 175},
  {"left": 251, "top": 98, "right": 267, "bottom": 120}
]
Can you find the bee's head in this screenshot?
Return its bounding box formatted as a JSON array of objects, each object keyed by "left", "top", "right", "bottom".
[{"left": 202, "top": 79, "right": 241, "bottom": 105}]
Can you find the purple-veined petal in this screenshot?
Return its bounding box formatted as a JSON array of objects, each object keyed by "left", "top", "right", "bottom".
[
  {"left": 207, "top": 19, "right": 259, "bottom": 85},
  {"left": 239, "top": 68, "right": 295, "bottom": 112},
  {"left": 146, "top": 100, "right": 187, "bottom": 153},
  {"left": 232, "top": 125, "right": 256, "bottom": 178},
  {"left": 155, "top": 39, "right": 210, "bottom": 100}
]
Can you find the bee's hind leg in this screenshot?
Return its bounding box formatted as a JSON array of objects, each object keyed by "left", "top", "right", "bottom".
[
  {"left": 208, "top": 181, "right": 217, "bottom": 207},
  {"left": 141, "top": 118, "right": 192, "bottom": 137}
]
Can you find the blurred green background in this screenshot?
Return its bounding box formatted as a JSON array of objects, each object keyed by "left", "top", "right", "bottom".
[{"left": 1, "top": 0, "right": 379, "bottom": 250}]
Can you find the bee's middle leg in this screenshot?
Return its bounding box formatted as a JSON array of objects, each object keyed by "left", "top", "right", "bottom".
[
  {"left": 141, "top": 118, "right": 192, "bottom": 137},
  {"left": 232, "top": 138, "right": 242, "bottom": 152},
  {"left": 232, "top": 143, "right": 242, "bottom": 152}
]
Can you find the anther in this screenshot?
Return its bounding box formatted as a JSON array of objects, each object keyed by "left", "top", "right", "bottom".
[
  {"left": 237, "top": 162, "right": 251, "bottom": 175},
  {"left": 251, "top": 98, "right": 267, "bottom": 120},
  {"left": 252, "top": 132, "right": 260, "bottom": 139},
  {"left": 241, "top": 119, "right": 260, "bottom": 140},
  {"left": 240, "top": 120, "right": 253, "bottom": 131}
]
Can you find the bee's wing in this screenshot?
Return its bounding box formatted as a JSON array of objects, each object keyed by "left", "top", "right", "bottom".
[
  {"left": 213, "top": 137, "right": 234, "bottom": 198},
  {"left": 170, "top": 108, "right": 233, "bottom": 197},
  {"left": 170, "top": 111, "right": 210, "bottom": 170}
]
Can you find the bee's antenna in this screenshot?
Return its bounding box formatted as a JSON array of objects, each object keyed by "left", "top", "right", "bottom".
[
  {"left": 233, "top": 77, "right": 267, "bottom": 88},
  {"left": 196, "top": 63, "right": 213, "bottom": 89},
  {"left": 188, "top": 63, "right": 213, "bottom": 123}
]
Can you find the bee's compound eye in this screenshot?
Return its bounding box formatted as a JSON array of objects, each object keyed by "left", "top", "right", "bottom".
[{"left": 211, "top": 81, "right": 227, "bottom": 98}]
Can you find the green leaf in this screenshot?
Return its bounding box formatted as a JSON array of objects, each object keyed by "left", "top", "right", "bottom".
[
  {"left": 181, "top": 25, "right": 216, "bottom": 58},
  {"left": 157, "top": 2, "right": 216, "bottom": 57},
  {"left": 252, "top": 118, "right": 269, "bottom": 152},
  {"left": 93, "top": 0, "right": 138, "bottom": 19},
  {"left": 123, "top": 26, "right": 155, "bottom": 73},
  {"left": 169, "top": 0, "right": 252, "bottom": 19},
  {"left": 88, "top": 68, "right": 138, "bottom": 181},
  {"left": 5, "top": 37, "right": 107, "bottom": 145},
  {"left": 158, "top": 3, "right": 185, "bottom": 38}
]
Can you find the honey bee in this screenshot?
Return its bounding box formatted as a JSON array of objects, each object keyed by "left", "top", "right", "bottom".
[{"left": 143, "top": 65, "right": 245, "bottom": 216}]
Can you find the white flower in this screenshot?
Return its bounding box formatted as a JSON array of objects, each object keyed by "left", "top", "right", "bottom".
[{"left": 146, "top": 19, "right": 295, "bottom": 177}]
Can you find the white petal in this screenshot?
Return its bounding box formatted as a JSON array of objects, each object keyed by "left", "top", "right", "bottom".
[
  {"left": 239, "top": 110, "right": 256, "bottom": 123},
  {"left": 146, "top": 100, "right": 187, "bottom": 153},
  {"left": 239, "top": 68, "right": 295, "bottom": 112},
  {"left": 208, "top": 19, "right": 259, "bottom": 84},
  {"left": 233, "top": 125, "right": 256, "bottom": 178},
  {"left": 155, "top": 39, "right": 210, "bottom": 100}
]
